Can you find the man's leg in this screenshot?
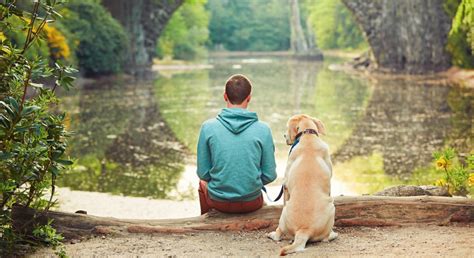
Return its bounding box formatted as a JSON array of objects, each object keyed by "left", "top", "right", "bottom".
[{"left": 198, "top": 180, "right": 212, "bottom": 215}]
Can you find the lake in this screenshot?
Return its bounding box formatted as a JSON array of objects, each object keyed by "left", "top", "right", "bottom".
[{"left": 58, "top": 55, "right": 473, "bottom": 204}]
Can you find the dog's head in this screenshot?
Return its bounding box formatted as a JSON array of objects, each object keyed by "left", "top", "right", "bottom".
[{"left": 284, "top": 114, "right": 326, "bottom": 145}]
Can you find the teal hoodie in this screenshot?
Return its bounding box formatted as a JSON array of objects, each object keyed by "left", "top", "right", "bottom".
[{"left": 197, "top": 108, "right": 277, "bottom": 202}]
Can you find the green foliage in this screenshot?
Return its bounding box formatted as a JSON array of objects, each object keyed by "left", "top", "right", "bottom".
[
  {"left": 1, "top": 15, "right": 50, "bottom": 61},
  {"left": 444, "top": 0, "right": 462, "bottom": 18},
  {"left": 433, "top": 148, "right": 473, "bottom": 196},
  {"left": 207, "top": 0, "right": 290, "bottom": 51},
  {"left": 60, "top": 0, "right": 128, "bottom": 76},
  {"left": 157, "top": 0, "right": 209, "bottom": 60},
  {"left": 446, "top": 0, "right": 474, "bottom": 68},
  {"left": 306, "top": 0, "right": 367, "bottom": 50},
  {"left": 32, "top": 220, "right": 66, "bottom": 257},
  {"left": 0, "top": 0, "right": 75, "bottom": 254}
]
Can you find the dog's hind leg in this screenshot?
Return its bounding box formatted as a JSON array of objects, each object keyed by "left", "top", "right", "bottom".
[
  {"left": 268, "top": 208, "right": 288, "bottom": 241},
  {"left": 323, "top": 231, "right": 338, "bottom": 242},
  {"left": 280, "top": 231, "right": 310, "bottom": 256}
]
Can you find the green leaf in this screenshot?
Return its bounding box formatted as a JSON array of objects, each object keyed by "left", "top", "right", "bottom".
[
  {"left": 0, "top": 114, "right": 11, "bottom": 128},
  {"left": 21, "top": 105, "right": 41, "bottom": 116},
  {"left": 29, "top": 82, "right": 44, "bottom": 89},
  {"left": 56, "top": 159, "right": 73, "bottom": 165},
  {"left": 0, "top": 101, "right": 15, "bottom": 117},
  {"left": 0, "top": 152, "right": 13, "bottom": 160},
  {"left": 14, "top": 126, "right": 29, "bottom": 133},
  {"left": 7, "top": 97, "right": 20, "bottom": 114}
]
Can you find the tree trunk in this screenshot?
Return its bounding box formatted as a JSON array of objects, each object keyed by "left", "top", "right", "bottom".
[
  {"left": 102, "top": 0, "right": 184, "bottom": 75},
  {"left": 342, "top": 0, "right": 451, "bottom": 73},
  {"left": 12, "top": 196, "right": 473, "bottom": 240},
  {"left": 289, "top": 0, "right": 308, "bottom": 53},
  {"left": 305, "top": 18, "right": 317, "bottom": 51}
]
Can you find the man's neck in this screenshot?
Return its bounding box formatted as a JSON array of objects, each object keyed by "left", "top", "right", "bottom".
[{"left": 226, "top": 103, "right": 248, "bottom": 109}]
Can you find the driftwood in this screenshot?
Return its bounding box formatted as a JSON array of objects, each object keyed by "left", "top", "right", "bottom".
[{"left": 12, "top": 196, "right": 474, "bottom": 240}]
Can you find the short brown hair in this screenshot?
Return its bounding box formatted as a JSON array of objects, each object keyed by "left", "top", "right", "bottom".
[{"left": 225, "top": 74, "right": 252, "bottom": 104}]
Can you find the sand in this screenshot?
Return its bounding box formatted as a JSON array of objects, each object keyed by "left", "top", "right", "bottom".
[{"left": 31, "top": 224, "right": 473, "bottom": 257}]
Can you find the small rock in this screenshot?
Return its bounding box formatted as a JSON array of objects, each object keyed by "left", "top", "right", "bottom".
[{"left": 75, "top": 210, "right": 87, "bottom": 215}]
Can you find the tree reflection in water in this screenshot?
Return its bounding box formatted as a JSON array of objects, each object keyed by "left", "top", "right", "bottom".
[
  {"left": 332, "top": 79, "right": 473, "bottom": 194},
  {"left": 58, "top": 58, "right": 473, "bottom": 198},
  {"left": 59, "top": 77, "right": 187, "bottom": 199}
]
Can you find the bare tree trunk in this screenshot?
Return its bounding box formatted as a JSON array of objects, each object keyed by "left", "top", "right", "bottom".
[
  {"left": 289, "top": 0, "right": 308, "bottom": 53},
  {"left": 306, "top": 18, "right": 317, "bottom": 50}
]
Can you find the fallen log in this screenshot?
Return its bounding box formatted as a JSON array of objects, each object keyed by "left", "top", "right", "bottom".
[{"left": 12, "top": 196, "right": 473, "bottom": 240}]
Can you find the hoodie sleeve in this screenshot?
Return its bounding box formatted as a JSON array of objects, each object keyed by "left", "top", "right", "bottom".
[
  {"left": 197, "top": 124, "right": 212, "bottom": 181},
  {"left": 260, "top": 127, "right": 277, "bottom": 185}
]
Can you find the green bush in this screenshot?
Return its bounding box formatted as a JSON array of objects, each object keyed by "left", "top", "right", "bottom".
[
  {"left": 157, "top": 0, "right": 209, "bottom": 60},
  {"left": 307, "top": 0, "right": 367, "bottom": 50},
  {"left": 433, "top": 148, "right": 473, "bottom": 196},
  {"left": 0, "top": 0, "right": 75, "bottom": 254},
  {"left": 60, "top": 0, "right": 128, "bottom": 76},
  {"left": 446, "top": 0, "right": 474, "bottom": 68}
]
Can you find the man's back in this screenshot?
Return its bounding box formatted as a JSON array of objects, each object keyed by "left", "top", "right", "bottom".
[{"left": 197, "top": 108, "right": 277, "bottom": 202}]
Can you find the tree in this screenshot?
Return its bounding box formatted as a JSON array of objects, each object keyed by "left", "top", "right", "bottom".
[
  {"left": 447, "top": 0, "right": 474, "bottom": 68},
  {"left": 157, "top": 0, "right": 210, "bottom": 60},
  {"left": 307, "top": 0, "right": 367, "bottom": 50},
  {"left": 207, "top": 0, "right": 290, "bottom": 51},
  {"left": 289, "top": 0, "right": 308, "bottom": 53}
]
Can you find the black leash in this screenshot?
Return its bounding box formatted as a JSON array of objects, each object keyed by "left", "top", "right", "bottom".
[{"left": 262, "top": 185, "right": 284, "bottom": 202}]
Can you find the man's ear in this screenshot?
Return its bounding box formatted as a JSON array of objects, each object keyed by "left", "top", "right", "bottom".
[
  {"left": 224, "top": 93, "right": 228, "bottom": 102},
  {"left": 312, "top": 118, "right": 326, "bottom": 135},
  {"left": 246, "top": 95, "right": 251, "bottom": 103}
]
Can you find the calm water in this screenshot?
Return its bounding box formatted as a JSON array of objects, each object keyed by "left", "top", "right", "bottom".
[{"left": 58, "top": 56, "right": 473, "bottom": 199}]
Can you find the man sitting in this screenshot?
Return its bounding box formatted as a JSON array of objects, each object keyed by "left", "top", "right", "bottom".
[{"left": 197, "top": 74, "right": 277, "bottom": 214}]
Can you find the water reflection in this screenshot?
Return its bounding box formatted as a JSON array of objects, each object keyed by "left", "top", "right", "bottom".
[
  {"left": 59, "top": 77, "right": 189, "bottom": 199},
  {"left": 156, "top": 58, "right": 370, "bottom": 159},
  {"left": 58, "top": 57, "right": 473, "bottom": 198},
  {"left": 332, "top": 79, "right": 473, "bottom": 194}
]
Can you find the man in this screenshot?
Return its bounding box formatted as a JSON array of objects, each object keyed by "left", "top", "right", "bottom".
[{"left": 197, "top": 74, "right": 277, "bottom": 214}]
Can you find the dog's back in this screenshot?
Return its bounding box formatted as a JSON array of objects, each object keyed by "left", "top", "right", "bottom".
[{"left": 269, "top": 115, "right": 337, "bottom": 256}]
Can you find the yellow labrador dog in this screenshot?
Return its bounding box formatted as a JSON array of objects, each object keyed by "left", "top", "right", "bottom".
[{"left": 268, "top": 114, "right": 337, "bottom": 255}]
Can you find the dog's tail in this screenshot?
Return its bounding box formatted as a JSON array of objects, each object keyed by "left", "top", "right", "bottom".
[{"left": 280, "top": 231, "right": 310, "bottom": 256}]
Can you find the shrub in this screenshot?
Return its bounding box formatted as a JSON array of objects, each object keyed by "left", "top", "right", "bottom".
[
  {"left": 433, "top": 148, "right": 473, "bottom": 196},
  {"left": 157, "top": 0, "right": 209, "bottom": 60},
  {"left": 43, "top": 24, "right": 71, "bottom": 61},
  {"left": 1, "top": 14, "right": 73, "bottom": 64},
  {"left": 1, "top": 15, "right": 50, "bottom": 61},
  {"left": 60, "top": 0, "right": 128, "bottom": 76},
  {"left": 0, "top": 0, "right": 75, "bottom": 254}
]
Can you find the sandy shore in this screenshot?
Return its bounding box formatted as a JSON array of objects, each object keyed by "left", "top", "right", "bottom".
[
  {"left": 32, "top": 224, "right": 473, "bottom": 257},
  {"left": 53, "top": 161, "right": 355, "bottom": 219}
]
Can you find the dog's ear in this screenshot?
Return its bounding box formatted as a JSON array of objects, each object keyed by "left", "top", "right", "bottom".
[
  {"left": 286, "top": 117, "right": 299, "bottom": 144},
  {"left": 312, "top": 118, "right": 326, "bottom": 135}
]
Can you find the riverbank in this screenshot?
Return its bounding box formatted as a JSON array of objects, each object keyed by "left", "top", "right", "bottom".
[
  {"left": 326, "top": 53, "right": 474, "bottom": 89},
  {"left": 445, "top": 67, "right": 474, "bottom": 89},
  {"left": 32, "top": 224, "right": 473, "bottom": 257}
]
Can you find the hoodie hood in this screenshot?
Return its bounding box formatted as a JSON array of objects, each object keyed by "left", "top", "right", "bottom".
[{"left": 216, "top": 108, "right": 258, "bottom": 134}]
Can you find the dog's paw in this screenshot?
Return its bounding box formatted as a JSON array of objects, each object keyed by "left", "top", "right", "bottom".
[
  {"left": 267, "top": 231, "right": 281, "bottom": 241},
  {"left": 323, "top": 231, "right": 338, "bottom": 242}
]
